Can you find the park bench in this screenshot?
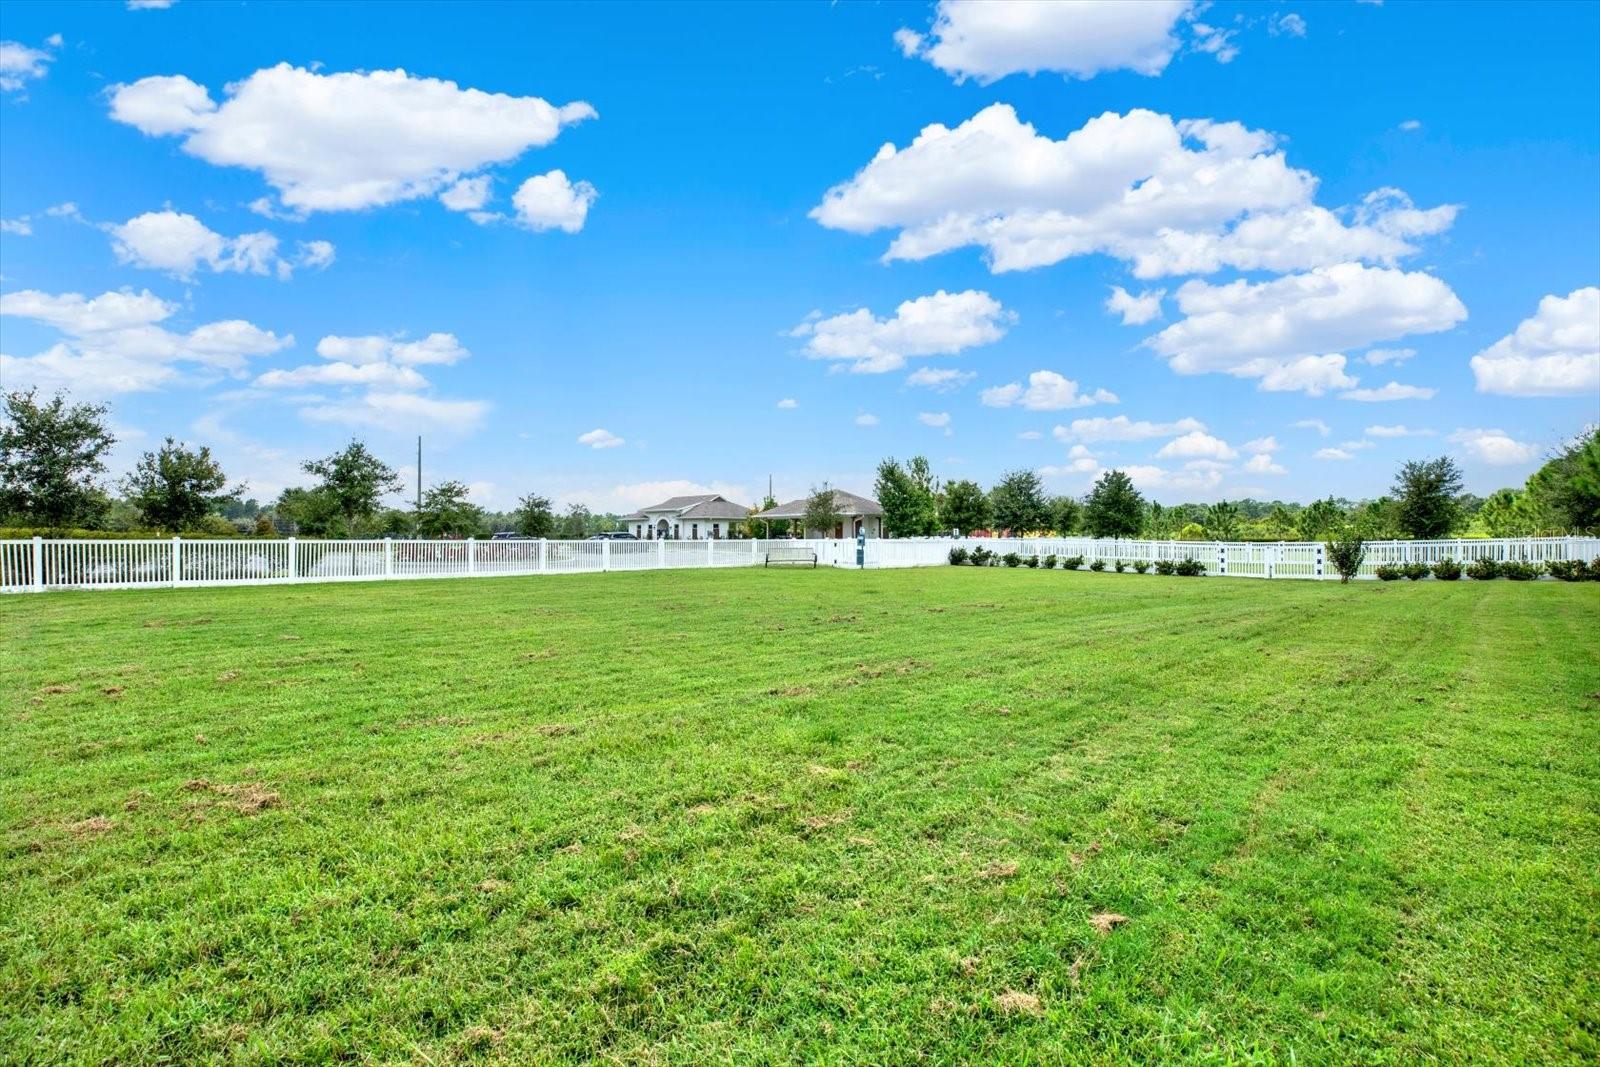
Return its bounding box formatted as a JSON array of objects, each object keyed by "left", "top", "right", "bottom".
[{"left": 765, "top": 545, "right": 818, "bottom": 568}]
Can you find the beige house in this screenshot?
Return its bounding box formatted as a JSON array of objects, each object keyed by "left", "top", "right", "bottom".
[
  {"left": 620, "top": 494, "right": 752, "bottom": 540},
  {"left": 752, "top": 490, "right": 884, "bottom": 539}
]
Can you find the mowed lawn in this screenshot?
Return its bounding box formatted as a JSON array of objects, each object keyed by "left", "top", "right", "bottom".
[{"left": 2, "top": 568, "right": 1597, "bottom": 1065}]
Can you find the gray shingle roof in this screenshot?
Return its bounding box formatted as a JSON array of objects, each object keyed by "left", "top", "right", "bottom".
[
  {"left": 751, "top": 489, "right": 882, "bottom": 519},
  {"left": 622, "top": 494, "right": 752, "bottom": 521}
]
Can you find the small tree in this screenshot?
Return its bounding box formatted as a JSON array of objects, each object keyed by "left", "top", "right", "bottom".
[
  {"left": 1205, "top": 499, "right": 1241, "bottom": 541},
  {"left": 559, "top": 503, "right": 593, "bottom": 539},
  {"left": 989, "top": 469, "right": 1049, "bottom": 535},
  {"left": 273, "top": 486, "right": 343, "bottom": 537},
  {"left": 802, "top": 485, "right": 844, "bottom": 538},
  {"left": 512, "top": 493, "right": 556, "bottom": 538},
  {"left": 1326, "top": 528, "right": 1367, "bottom": 584},
  {"left": 417, "top": 480, "right": 485, "bottom": 538},
  {"left": 121, "top": 437, "right": 236, "bottom": 532},
  {"left": 875, "top": 456, "right": 939, "bottom": 537},
  {"left": 1297, "top": 497, "right": 1344, "bottom": 541},
  {"left": 1048, "top": 495, "right": 1082, "bottom": 536},
  {"left": 1083, "top": 469, "right": 1144, "bottom": 538},
  {"left": 302, "top": 441, "right": 401, "bottom": 538},
  {"left": 0, "top": 388, "right": 116, "bottom": 527},
  {"left": 1392, "top": 456, "right": 1464, "bottom": 539},
  {"left": 940, "top": 479, "right": 990, "bottom": 535}
]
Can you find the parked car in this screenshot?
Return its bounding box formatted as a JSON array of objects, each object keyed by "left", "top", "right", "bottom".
[
  {"left": 587, "top": 531, "right": 638, "bottom": 540},
  {"left": 490, "top": 531, "right": 529, "bottom": 540}
]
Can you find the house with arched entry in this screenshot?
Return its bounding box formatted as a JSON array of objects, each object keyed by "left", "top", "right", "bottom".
[
  {"left": 620, "top": 494, "right": 753, "bottom": 540},
  {"left": 752, "top": 490, "right": 884, "bottom": 539}
]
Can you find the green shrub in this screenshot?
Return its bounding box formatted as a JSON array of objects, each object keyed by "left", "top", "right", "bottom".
[
  {"left": 1402, "top": 562, "right": 1429, "bottom": 581},
  {"left": 947, "top": 547, "right": 968, "bottom": 566},
  {"left": 1465, "top": 557, "right": 1499, "bottom": 580},
  {"left": 1042, "top": 554, "right": 1057, "bottom": 569},
  {"left": 1500, "top": 560, "right": 1542, "bottom": 581},
  {"left": 1174, "top": 557, "right": 1207, "bottom": 577},
  {"left": 1325, "top": 532, "right": 1367, "bottom": 584},
  {"left": 1431, "top": 557, "right": 1462, "bottom": 581},
  {"left": 1089, "top": 558, "right": 1105, "bottom": 571},
  {"left": 1154, "top": 559, "right": 1177, "bottom": 576},
  {"left": 1002, "top": 552, "right": 1022, "bottom": 568},
  {"left": 1061, "top": 555, "right": 1085, "bottom": 570},
  {"left": 1133, "top": 560, "right": 1150, "bottom": 574},
  {"left": 969, "top": 546, "right": 992, "bottom": 567},
  {"left": 1375, "top": 564, "right": 1404, "bottom": 581},
  {"left": 1114, "top": 559, "right": 1126, "bottom": 572},
  {"left": 1024, "top": 554, "right": 1039, "bottom": 568}
]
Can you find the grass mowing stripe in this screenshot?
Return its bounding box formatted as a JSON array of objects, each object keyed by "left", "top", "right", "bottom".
[{"left": 2, "top": 569, "right": 1596, "bottom": 1064}]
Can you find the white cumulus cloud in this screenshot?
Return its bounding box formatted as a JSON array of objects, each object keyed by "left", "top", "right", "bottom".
[
  {"left": 577, "top": 428, "right": 624, "bottom": 449},
  {"left": 1339, "top": 381, "right": 1436, "bottom": 402},
  {"left": 107, "top": 64, "right": 595, "bottom": 215},
  {"left": 790, "top": 289, "right": 1011, "bottom": 373},
  {"left": 906, "top": 366, "right": 977, "bottom": 391},
  {"left": 509, "top": 170, "right": 597, "bottom": 232},
  {"left": 107, "top": 209, "right": 334, "bottom": 280},
  {"left": 895, "top": 0, "right": 1194, "bottom": 83},
  {"left": 812, "top": 104, "right": 1457, "bottom": 278},
  {"left": 0, "top": 39, "right": 54, "bottom": 94},
  {"left": 980, "top": 369, "right": 1117, "bottom": 410},
  {"left": 1105, "top": 285, "right": 1165, "bottom": 325},
  {"left": 1449, "top": 428, "right": 1540, "bottom": 465},
  {"left": 1469, "top": 287, "right": 1599, "bottom": 397},
  {"left": 1156, "top": 430, "right": 1237, "bottom": 461},
  {"left": 1054, "top": 414, "right": 1205, "bottom": 442}
]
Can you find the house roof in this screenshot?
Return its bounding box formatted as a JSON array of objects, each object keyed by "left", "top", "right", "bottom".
[
  {"left": 751, "top": 489, "right": 883, "bottom": 520},
  {"left": 621, "top": 494, "right": 752, "bottom": 521}
]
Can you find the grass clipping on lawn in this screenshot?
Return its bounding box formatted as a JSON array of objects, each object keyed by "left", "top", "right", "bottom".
[{"left": 2, "top": 567, "right": 1597, "bottom": 1064}]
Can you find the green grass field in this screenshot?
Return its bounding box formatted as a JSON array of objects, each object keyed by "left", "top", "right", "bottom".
[{"left": 3, "top": 568, "right": 1597, "bottom": 1065}]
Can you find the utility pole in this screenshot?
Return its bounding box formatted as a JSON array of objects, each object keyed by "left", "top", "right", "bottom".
[{"left": 415, "top": 435, "right": 422, "bottom": 539}]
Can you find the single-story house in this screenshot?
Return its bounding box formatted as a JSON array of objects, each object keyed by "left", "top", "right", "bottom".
[
  {"left": 621, "top": 494, "right": 753, "bottom": 540},
  {"left": 751, "top": 490, "right": 884, "bottom": 539}
]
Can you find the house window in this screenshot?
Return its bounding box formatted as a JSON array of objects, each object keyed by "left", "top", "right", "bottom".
[
  {"left": 712, "top": 523, "right": 720, "bottom": 539},
  {"left": 692, "top": 523, "right": 699, "bottom": 539},
  {"left": 673, "top": 524, "right": 680, "bottom": 539}
]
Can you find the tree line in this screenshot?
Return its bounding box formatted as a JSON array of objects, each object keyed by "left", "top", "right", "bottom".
[
  {"left": 3, "top": 387, "right": 1596, "bottom": 541},
  {"left": 872, "top": 432, "right": 1599, "bottom": 542},
  {"left": 0, "top": 389, "right": 618, "bottom": 539}
]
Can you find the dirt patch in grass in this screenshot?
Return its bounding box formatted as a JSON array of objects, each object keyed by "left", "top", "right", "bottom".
[
  {"left": 40, "top": 684, "right": 77, "bottom": 695},
  {"left": 216, "top": 670, "right": 241, "bottom": 683},
  {"left": 68, "top": 815, "right": 114, "bottom": 838},
  {"left": 181, "top": 779, "right": 283, "bottom": 816},
  {"left": 800, "top": 809, "right": 853, "bottom": 831},
  {"left": 533, "top": 723, "right": 577, "bottom": 737},
  {"left": 979, "top": 861, "right": 1020, "bottom": 880},
  {"left": 101, "top": 685, "right": 125, "bottom": 698},
  {"left": 994, "top": 990, "right": 1043, "bottom": 1017},
  {"left": 768, "top": 685, "right": 815, "bottom": 697},
  {"left": 1090, "top": 911, "right": 1129, "bottom": 935}
]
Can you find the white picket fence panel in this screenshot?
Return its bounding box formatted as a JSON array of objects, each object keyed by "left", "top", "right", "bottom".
[{"left": 1, "top": 535, "right": 1595, "bottom": 593}]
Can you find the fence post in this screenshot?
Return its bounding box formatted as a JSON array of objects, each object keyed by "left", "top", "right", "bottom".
[
  {"left": 384, "top": 537, "right": 393, "bottom": 577},
  {"left": 288, "top": 537, "right": 298, "bottom": 581},
  {"left": 707, "top": 538, "right": 715, "bottom": 567},
  {"left": 170, "top": 536, "right": 182, "bottom": 587},
  {"left": 538, "top": 538, "right": 547, "bottom": 574},
  {"left": 468, "top": 537, "right": 477, "bottom": 576},
  {"left": 602, "top": 539, "right": 610, "bottom": 572},
  {"left": 1314, "top": 541, "right": 1325, "bottom": 579},
  {"left": 658, "top": 538, "right": 666, "bottom": 569},
  {"left": 30, "top": 536, "right": 43, "bottom": 592},
  {"left": 751, "top": 538, "right": 758, "bottom": 564},
  {"left": 1217, "top": 542, "right": 1227, "bottom": 577}
]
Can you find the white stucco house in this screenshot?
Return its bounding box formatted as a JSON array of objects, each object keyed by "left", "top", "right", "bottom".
[
  {"left": 752, "top": 490, "right": 884, "bottom": 539},
  {"left": 621, "top": 494, "right": 753, "bottom": 540}
]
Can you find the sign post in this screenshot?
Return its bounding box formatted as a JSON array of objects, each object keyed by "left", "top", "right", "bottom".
[{"left": 856, "top": 527, "right": 866, "bottom": 569}]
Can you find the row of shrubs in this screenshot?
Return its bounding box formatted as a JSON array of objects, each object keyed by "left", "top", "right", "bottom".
[
  {"left": 1374, "top": 557, "right": 1600, "bottom": 582},
  {"left": 948, "top": 546, "right": 1208, "bottom": 576}
]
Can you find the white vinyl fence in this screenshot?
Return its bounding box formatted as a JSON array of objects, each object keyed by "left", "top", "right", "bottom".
[{"left": 1, "top": 535, "right": 1595, "bottom": 594}]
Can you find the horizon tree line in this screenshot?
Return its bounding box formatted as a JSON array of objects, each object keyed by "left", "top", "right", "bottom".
[{"left": 2, "top": 387, "right": 1597, "bottom": 541}]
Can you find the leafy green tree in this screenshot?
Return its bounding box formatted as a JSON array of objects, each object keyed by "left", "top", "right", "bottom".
[
  {"left": 1352, "top": 497, "right": 1401, "bottom": 540},
  {"left": 1143, "top": 501, "right": 1176, "bottom": 539},
  {"left": 1477, "top": 488, "right": 1539, "bottom": 536},
  {"left": 1205, "top": 499, "right": 1241, "bottom": 540},
  {"left": 0, "top": 388, "right": 116, "bottom": 527},
  {"left": 1524, "top": 425, "right": 1600, "bottom": 533},
  {"left": 874, "top": 456, "right": 939, "bottom": 536},
  {"left": 1326, "top": 528, "right": 1367, "bottom": 583},
  {"left": 1392, "top": 456, "right": 1464, "bottom": 539},
  {"left": 121, "top": 437, "right": 236, "bottom": 532},
  {"left": 558, "top": 503, "right": 593, "bottom": 539},
  {"left": 302, "top": 441, "right": 401, "bottom": 537},
  {"left": 989, "top": 469, "right": 1050, "bottom": 535},
  {"left": 417, "top": 480, "right": 486, "bottom": 537},
  {"left": 512, "top": 493, "right": 557, "bottom": 537},
  {"left": 273, "top": 487, "right": 344, "bottom": 537},
  {"left": 940, "top": 479, "right": 990, "bottom": 535},
  {"left": 752, "top": 492, "right": 791, "bottom": 538},
  {"left": 1296, "top": 497, "right": 1344, "bottom": 541},
  {"left": 1262, "top": 504, "right": 1298, "bottom": 539},
  {"left": 252, "top": 514, "right": 278, "bottom": 537},
  {"left": 1048, "top": 495, "right": 1082, "bottom": 536},
  {"left": 802, "top": 485, "right": 844, "bottom": 538},
  {"left": 1082, "top": 469, "right": 1144, "bottom": 538}
]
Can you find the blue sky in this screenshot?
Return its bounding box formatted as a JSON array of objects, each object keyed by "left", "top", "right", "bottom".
[{"left": 2, "top": 0, "right": 1597, "bottom": 514}]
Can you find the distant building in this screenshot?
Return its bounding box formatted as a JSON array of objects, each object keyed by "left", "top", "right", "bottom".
[
  {"left": 621, "top": 494, "right": 753, "bottom": 540},
  {"left": 752, "top": 490, "right": 884, "bottom": 538}
]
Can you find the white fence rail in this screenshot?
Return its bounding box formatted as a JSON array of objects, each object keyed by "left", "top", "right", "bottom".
[{"left": 1, "top": 535, "right": 1596, "bottom": 593}]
